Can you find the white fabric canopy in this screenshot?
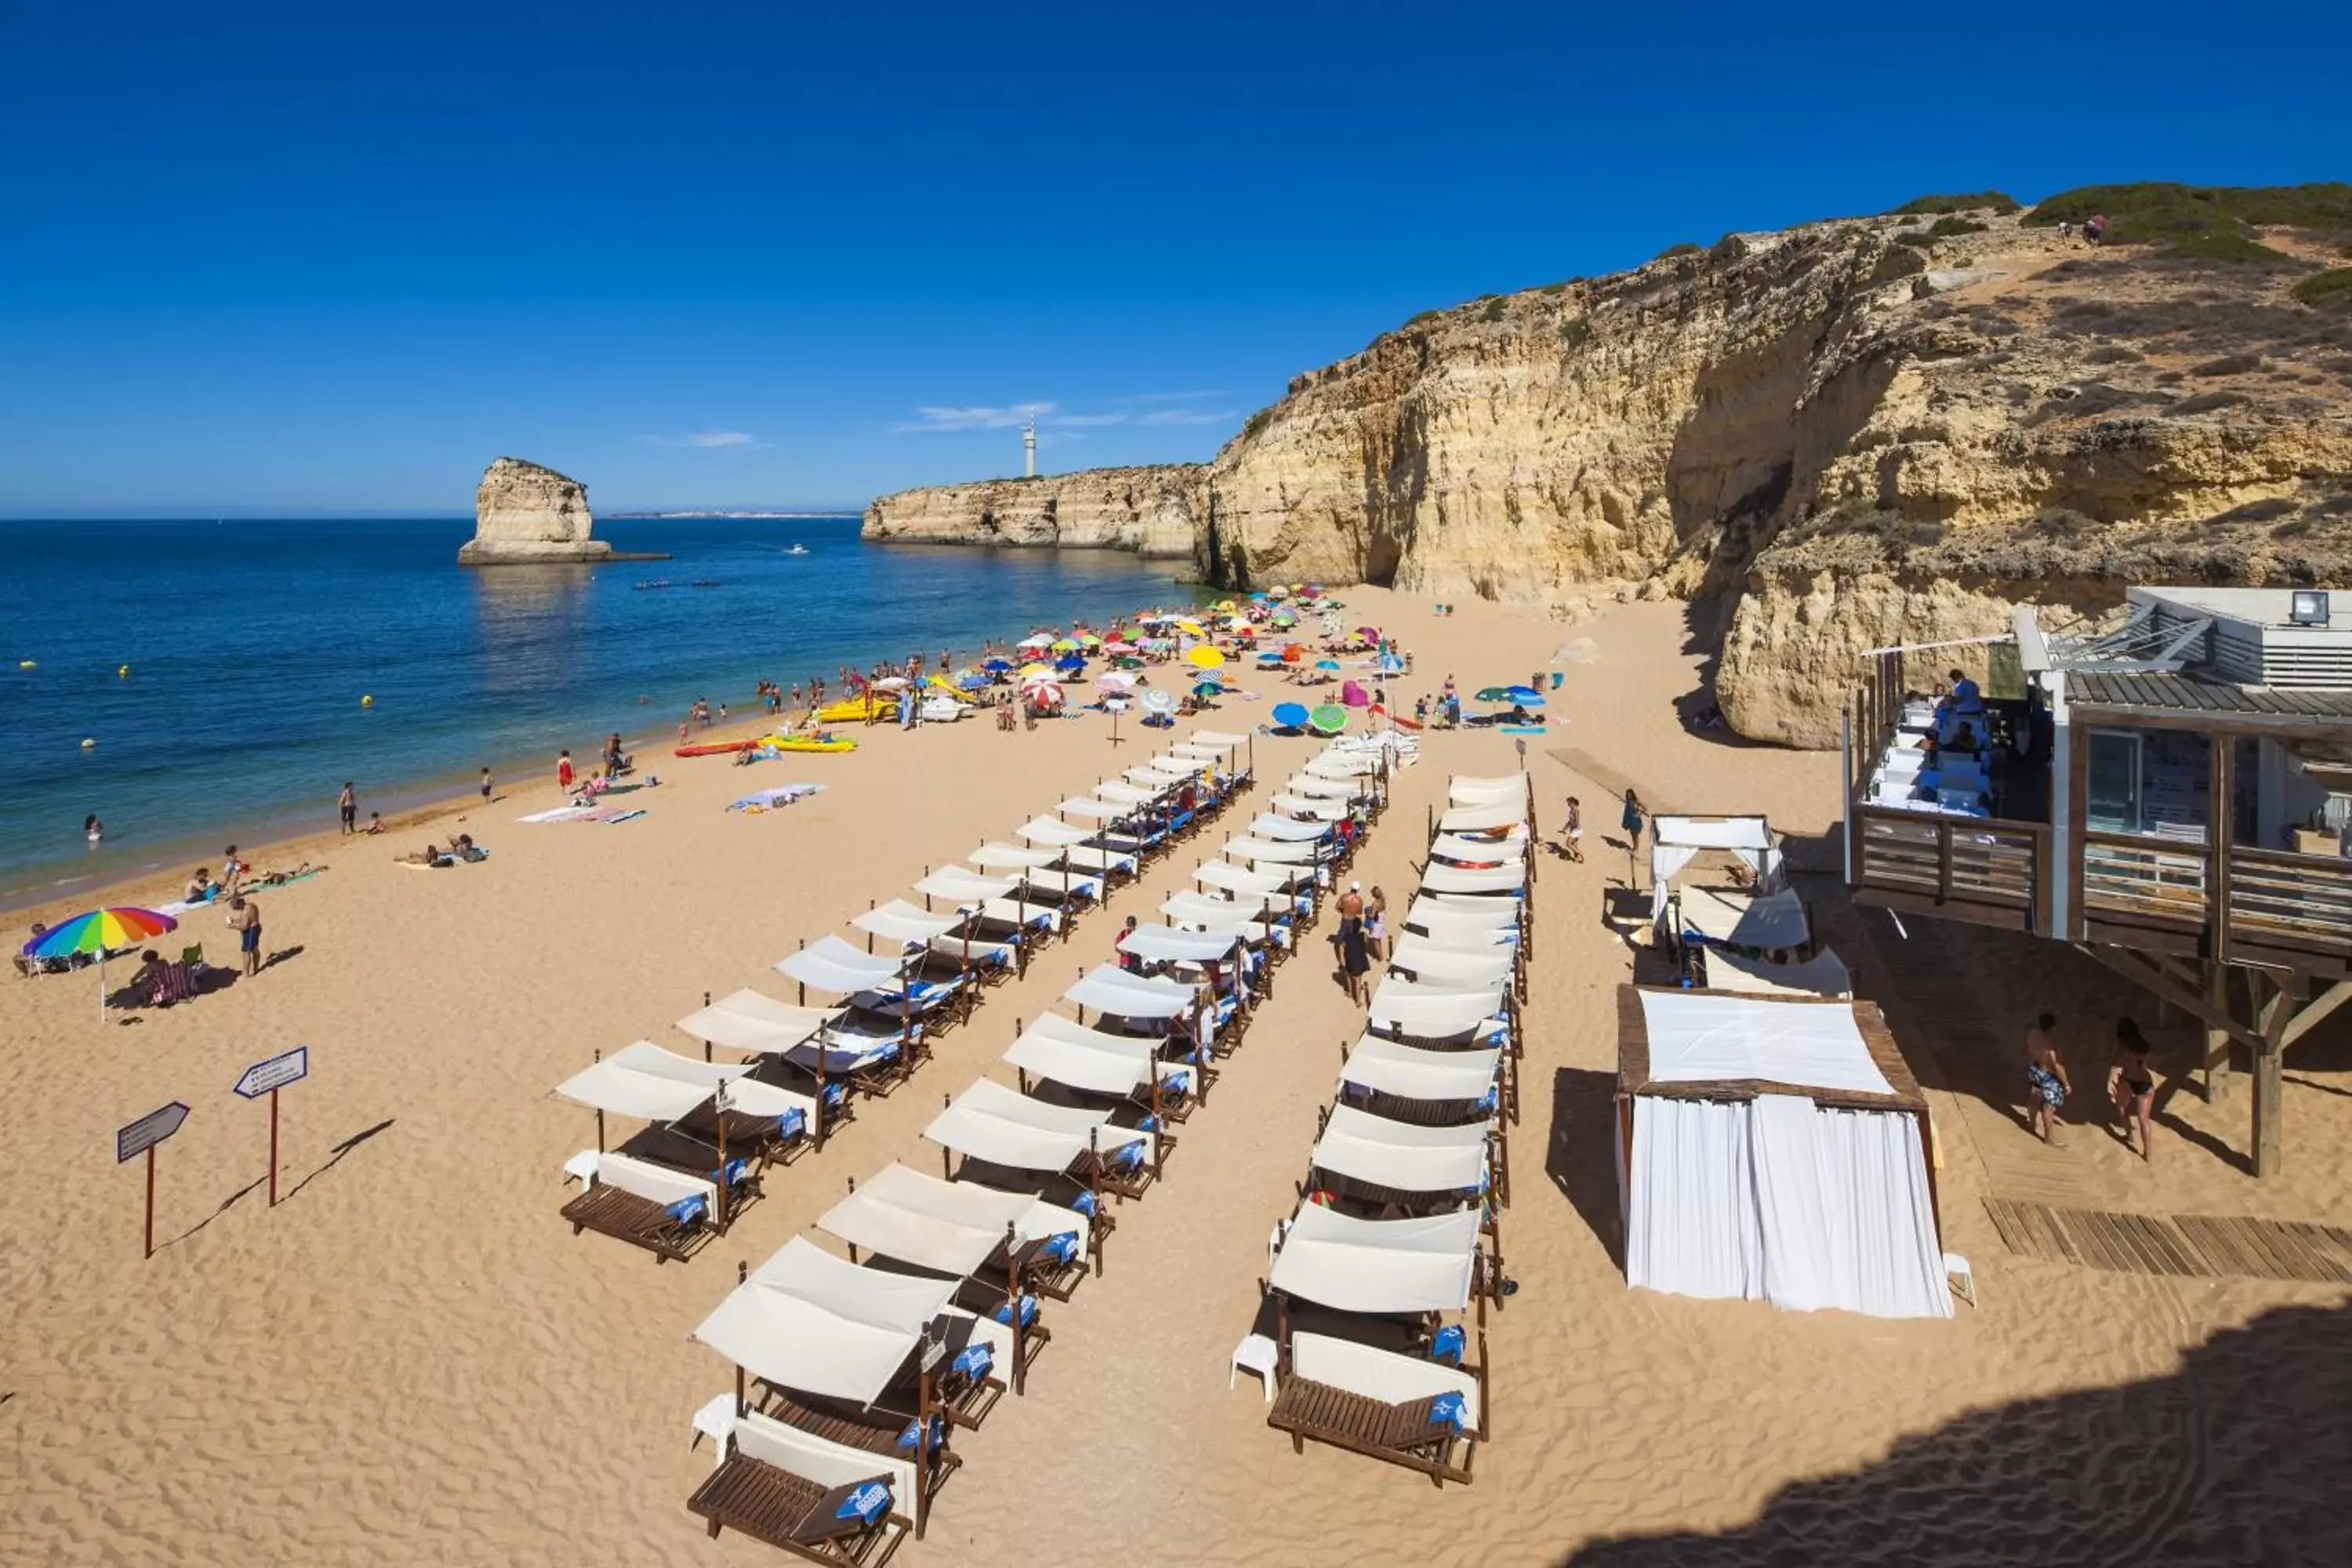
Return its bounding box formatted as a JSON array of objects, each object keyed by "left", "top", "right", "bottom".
[
  {"left": 1249, "top": 814, "right": 1330, "bottom": 842},
  {"left": 1341, "top": 1036, "right": 1503, "bottom": 1103},
  {"left": 1270, "top": 793, "right": 1348, "bottom": 820},
  {"left": 1428, "top": 833, "right": 1523, "bottom": 866},
  {"left": 971, "top": 841, "right": 1062, "bottom": 870},
  {"left": 777, "top": 935, "right": 909, "bottom": 996},
  {"left": 1018, "top": 816, "right": 1094, "bottom": 848},
  {"left": 1636, "top": 992, "right": 1890, "bottom": 1095},
  {"left": 1448, "top": 776, "right": 1525, "bottom": 805},
  {"left": 1269, "top": 1204, "right": 1479, "bottom": 1314},
  {"left": 1004, "top": 1012, "right": 1188, "bottom": 1097},
  {"left": 912, "top": 866, "right": 1022, "bottom": 904},
  {"left": 1094, "top": 782, "right": 1161, "bottom": 805},
  {"left": 555, "top": 1041, "right": 750, "bottom": 1121},
  {"left": 1404, "top": 901, "right": 1518, "bottom": 941},
  {"left": 925, "top": 1077, "right": 1147, "bottom": 1171},
  {"left": 1703, "top": 947, "right": 1854, "bottom": 999},
  {"left": 1118, "top": 924, "right": 1243, "bottom": 963},
  {"left": 815, "top": 1163, "right": 1080, "bottom": 1280},
  {"left": 691, "top": 1237, "right": 959, "bottom": 1405},
  {"left": 1066, "top": 964, "right": 1196, "bottom": 1019},
  {"left": 1195, "top": 860, "right": 1288, "bottom": 897},
  {"left": 1284, "top": 775, "right": 1361, "bottom": 799},
  {"left": 1311, "top": 1103, "right": 1490, "bottom": 1195},
  {"left": 851, "top": 899, "right": 965, "bottom": 946},
  {"left": 1386, "top": 942, "right": 1516, "bottom": 989},
  {"left": 1624, "top": 1092, "right": 1948, "bottom": 1319},
  {"left": 1055, "top": 797, "right": 1126, "bottom": 821},
  {"left": 1419, "top": 862, "right": 1526, "bottom": 895},
  {"left": 676, "top": 989, "right": 841, "bottom": 1054},
  {"left": 1306, "top": 754, "right": 1379, "bottom": 779},
  {"left": 1188, "top": 730, "right": 1247, "bottom": 747},
  {"left": 1671, "top": 886, "right": 1810, "bottom": 951},
  {"left": 1160, "top": 891, "right": 1286, "bottom": 935},
  {"left": 1062, "top": 846, "right": 1136, "bottom": 874},
  {"left": 1436, "top": 800, "right": 1527, "bottom": 834},
  {"left": 1369, "top": 986, "right": 1507, "bottom": 1040},
  {"left": 1653, "top": 815, "right": 1772, "bottom": 850},
  {"left": 1223, "top": 837, "right": 1319, "bottom": 864}
]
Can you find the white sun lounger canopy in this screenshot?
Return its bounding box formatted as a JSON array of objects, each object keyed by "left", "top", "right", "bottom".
[
  {"left": 913, "top": 866, "right": 1023, "bottom": 905},
  {"left": 1161, "top": 890, "right": 1287, "bottom": 931},
  {"left": 1250, "top": 814, "right": 1330, "bottom": 842},
  {"left": 1311, "top": 1103, "right": 1490, "bottom": 1195},
  {"left": 1171, "top": 742, "right": 1229, "bottom": 760},
  {"left": 926, "top": 1077, "right": 1148, "bottom": 1171},
  {"left": 1369, "top": 985, "right": 1507, "bottom": 1040},
  {"left": 1062, "top": 845, "right": 1136, "bottom": 874},
  {"left": 777, "top": 935, "right": 912, "bottom": 996},
  {"left": 1018, "top": 816, "right": 1094, "bottom": 848},
  {"left": 816, "top": 1162, "right": 1079, "bottom": 1280},
  {"left": 1418, "top": 863, "right": 1526, "bottom": 895},
  {"left": 1673, "top": 885, "right": 1810, "bottom": 951},
  {"left": 1196, "top": 859, "right": 1289, "bottom": 897},
  {"left": 1189, "top": 730, "right": 1247, "bottom": 747},
  {"left": 851, "top": 900, "right": 966, "bottom": 946},
  {"left": 1123, "top": 765, "right": 1190, "bottom": 788},
  {"left": 1285, "top": 775, "right": 1363, "bottom": 799},
  {"left": 1269, "top": 1203, "right": 1480, "bottom": 1315},
  {"left": 1341, "top": 1036, "right": 1504, "bottom": 1103},
  {"left": 1066, "top": 964, "right": 1196, "bottom": 1019},
  {"left": 1654, "top": 814, "right": 1773, "bottom": 850},
  {"left": 1402, "top": 906, "right": 1518, "bottom": 946},
  {"left": 1056, "top": 796, "right": 1127, "bottom": 821},
  {"left": 1270, "top": 794, "right": 1348, "bottom": 820},
  {"left": 1386, "top": 940, "right": 1517, "bottom": 988},
  {"left": 1117, "top": 924, "right": 1243, "bottom": 964},
  {"left": 1636, "top": 990, "right": 1891, "bottom": 1095},
  {"left": 692, "top": 1237, "right": 960, "bottom": 1406},
  {"left": 1004, "top": 1012, "right": 1189, "bottom": 1098},
  {"left": 971, "top": 841, "right": 1062, "bottom": 870},
  {"left": 1306, "top": 753, "right": 1379, "bottom": 779},
  {"left": 1702, "top": 947, "right": 1853, "bottom": 999},
  {"left": 677, "top": 989, "right": 842, "bottom": 1054},
  {"left": 556, "top": 1041, "right": 762, "bottom": 1122},
  {"left": 1094, "top": 781, "right": 1162, "bottom": 805},
  {"left": 1428, "top": 833, "right": 1525, "bottom": 867},
  {"left": 1448, "top": 776, "right": 1526, "bottom": 806},
  {"left": 1436, "top": 800, "right": 1528, "bottom": 834}
]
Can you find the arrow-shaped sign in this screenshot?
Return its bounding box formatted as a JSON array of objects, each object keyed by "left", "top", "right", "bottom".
[
  {"left": 116, "top": 1102, "right": 189, "bottom": 1164},
  {"left": 234, "top": 1047, "right": 309, "bottom": 1100}
]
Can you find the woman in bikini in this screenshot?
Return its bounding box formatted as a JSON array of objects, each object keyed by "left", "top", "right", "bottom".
[{"left": 2110, "top": 1017, "right": 2158, "bottom": 1162}]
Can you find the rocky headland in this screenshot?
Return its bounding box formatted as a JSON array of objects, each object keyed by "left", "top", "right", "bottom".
[
  {"left": 864, "top": 183, "right": 2352, "bottom": 745},
  {"left": 461, "top": 456, "right": 665, "bottom": 564}
]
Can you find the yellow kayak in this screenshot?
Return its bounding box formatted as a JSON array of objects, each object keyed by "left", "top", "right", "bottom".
[
  {"left": 768, "top": 735, "right": 858, "bottom": 753},
  {"left": 815, "top": 695, "right": 894, "bottom": 724}
]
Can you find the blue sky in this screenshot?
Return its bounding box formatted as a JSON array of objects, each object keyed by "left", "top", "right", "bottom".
[{"left": 2, "top": 1, "right": 2345, "bottom": 515}]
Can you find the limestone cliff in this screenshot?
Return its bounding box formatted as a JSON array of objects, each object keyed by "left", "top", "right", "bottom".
[
  {"left": 866, "top": 198, "right": 2352, "bottom": 746},
  {"left": 461, "top": 457, "right": 612, "bottom": 564},
  {"left": 865, "top": 466, "right": 1199, "bottom": 559}
]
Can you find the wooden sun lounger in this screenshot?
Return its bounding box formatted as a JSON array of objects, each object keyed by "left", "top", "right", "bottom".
[
  {"left": 559, "top": 1181, "right": 708, "bottom": 1262},
  {"left": 1268, "top": 1382, "right": 1475, "bottom": 1486},
  {"left": 688, "top": 1457, "right": 906, "bottom": 1566},
  {"left": 673, "top": 1100, "right": 809, "bottom": 1168}
]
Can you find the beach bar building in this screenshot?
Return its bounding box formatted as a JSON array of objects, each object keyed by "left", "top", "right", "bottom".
[{"left": 1843, "top": 585, "right": 2352, "bottom": 1174}]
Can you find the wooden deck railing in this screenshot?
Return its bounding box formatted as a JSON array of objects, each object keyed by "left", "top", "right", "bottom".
[
  {"left": 1851, "top": 807, "right": 2051, "bottom": 931},
  {"left": 2082, "top": 829, "right": 2209, "bottom": 930},
  {"left": 2228, "top": 846, "right": 2352, "bottom": 960}
]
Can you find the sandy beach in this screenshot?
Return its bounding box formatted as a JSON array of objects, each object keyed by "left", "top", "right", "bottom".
[{"left": 5, "top": 587, "right": 2349, "bottom": 1567}]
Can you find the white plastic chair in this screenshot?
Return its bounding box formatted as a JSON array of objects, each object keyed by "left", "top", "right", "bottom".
[{"left": 1229, "top": 1332, "right": 1279, "bottom": 1401}]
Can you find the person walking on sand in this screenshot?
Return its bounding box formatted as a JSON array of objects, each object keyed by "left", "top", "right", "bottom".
[
  {"left": 1334, "top": 881, "right": 1369, "bottom": 1004},
  {"left": 1365, "top": 885, "right": 1388, "bottom": 965},
  {"left": 479, "top": 767, "right": 494, "bottom": 804},
  {"left": 338, "top": 782, "right": 357, "bottom": 836},
  {"left": 2111, "top": 1017, "right": 2158, "bottom": 1162},
  {"left": 2024, "top": 1013, "right": 2070, "bottom": 1146},
  {"left": 557, "top": 750, "right": 575, "bottom": 792},
  {"left": 1561, "top": 795, "right": 1584, "bottom": 862},
  {"left": 221, "top": 845, "right": 246, "bottom": 898},
  {"left": 225, "top": 894, "right": 263, "bottom": 978},
  {"left": 1621, "top": 789, "right": 1648, "bottom": 886}
]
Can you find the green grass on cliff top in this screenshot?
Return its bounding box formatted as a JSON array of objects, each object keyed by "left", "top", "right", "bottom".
[
  {"left": 1890, "top": 191, "right": 2020, "bottom": 216},
  {"left": 2022, "top": 182, "right": 2352, "bottom": 263},
  {"left": 2294, "top": 268, "right": 2352, "bottom": 308}
]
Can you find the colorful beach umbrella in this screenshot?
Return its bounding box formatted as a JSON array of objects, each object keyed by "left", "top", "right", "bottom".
[
  {"left": 1474, "top": 687, "right": 1515, "bottom": 703},
  {"left": 1341, "top": 681, "right": 1370, "bottom": 707},
  {"left": 982, "top": 658, "right": 1013, "bottom": 673},
  {"left": 1143, "top": 688, "right": 1177, "bottom": 715},
  {"left": 1191, "top": 681, "right": 1222, "bottom": 699},
  {"left": 1025, "top": 681, "right": 1065, "bottom": 707},
  {"left": 1309, "top": 704, "right": 1348, "bottom": 734},
  {"left": 1271, "top": 702, "right": 1309, "bottom": 729},
  {"left": 1186, "top": 645, "right": 1225, "bottom": 670},
  {"left": 24, "top": 906, "right": 178, "bottom": 1022},
  {"left": 1504, "top": 685, "right": 1546, "bottom": 706},
  {"left": 1314, "top": 659, "right": 1341, "bottom": 671},
  {"left": 1051, "top": 638, "right": 1080, "bottom": 653}
]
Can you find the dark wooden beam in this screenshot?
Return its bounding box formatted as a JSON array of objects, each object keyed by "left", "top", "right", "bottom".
[
  {"left": 2281, "top": 978, "right": 2352, "bottom": 1051},
  {"left": 2073, "top": 944, "right": 2263, "bottom": 1052}
]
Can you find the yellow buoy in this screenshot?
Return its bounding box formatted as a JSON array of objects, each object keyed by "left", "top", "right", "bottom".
[
  {"left": 361, "top": 695, "right": 374, "bottom": 707},
  {"left": 16, "top": 659, "right": 32, "bottom": 670},
  {"left": 81, "top": 738, "right": 96, "bottom": 750},
  {"left": 118, "top": 665, "right": 131, "bottom": 678}
]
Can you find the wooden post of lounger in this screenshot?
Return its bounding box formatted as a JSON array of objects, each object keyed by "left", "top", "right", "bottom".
[
  {"left": 1475, "top": 1318, "right": 1492, "bottom": 1440},
  {"left": 940, "top": 1094, "right": 954, "bottom": 1181},
  {"left": 1148, "top": 1071, "right": 1166, "bottom": 1178},
  {"left": 843, "top": 1174, "right": 859, "bottom": 1262},
  {"left": 794, "top": 938, "right": 806, "bottom": 1007},
  {"left": 1004, "top": 1220, "right": 1025, "bottom": 1396},
  {"left": 592, "top": 1047, "right": 605, "bottom": 1152},
  {"left": 1086, "top": 1127, "right": 1105, "bottom": 1268},
  {"left": 913, "top": 1363, "right": 935, "bottom": 1542},
  {"left": 734, "top": 1261, "right": 750, "bottom": 1417},
  {"left": 701, "top": 993, "right": 713, "bottom": 1062},
  {"left": 713, "top": 1083, "right": 730, "bottom": 1232},
  {"left": 866, "top": 899, "right": 876, "bottom": 956},
  {"left": 1274, "top": 1289, "right": 1290, "bottom": 1378}
]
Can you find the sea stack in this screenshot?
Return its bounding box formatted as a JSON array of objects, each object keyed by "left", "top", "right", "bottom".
[{"left": 459, "top": 456, "right": 615, "bottom": 564}]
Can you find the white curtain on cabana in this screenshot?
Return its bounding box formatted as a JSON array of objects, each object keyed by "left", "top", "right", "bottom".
[{"left": 1624, "top": 1091, "right": 1950, "bottom": 1319}]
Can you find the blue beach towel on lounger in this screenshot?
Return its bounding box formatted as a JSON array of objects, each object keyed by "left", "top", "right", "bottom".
[
  {"left": 993, "top": 1294, "right": 1038, "bottom": 1328},
  {"left": 663, "top": 1194, "right": 707, "bottom": 1227},
  {"left": 895, "top": 1414, "right": 947, "bottom": 1453},
  {"left": 1041, "top": 1232, "right": 1080, "bottom": 1267},
  {"left": 835, "top": 1482, "right": 891, "bottom": 1525},
  {"left": 1428, "top": 1391, "right": 1468, "bottom": 1432},
  {"left": 777, "top": 1108, "right": 805, "bottom": 1140},
  {"left": 952, "top": 1341, "right": 995, "bottom": 1381},
  {"left": 1429, "top": 1325, "right": 1465, "bottom": 1366}
]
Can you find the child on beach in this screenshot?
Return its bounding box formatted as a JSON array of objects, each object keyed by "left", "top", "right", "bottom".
[
  {"left": 557, "top": 750, "right": 575, "bottom": 791},
  {"left": 365, "top": 812, "right": 383, "bottom": 835},
  {"left": 2024, "top": 1014, "right": 2069, "bottom": 1146},
  {"left": 480, "top": 767, "right": 494, "bottom": 802},
  {"left": 339, "top": 782, "right": 357, "bottom": 835},
  {"left": 1561, "top": 796, "right": 1584, "bottom": 862}
]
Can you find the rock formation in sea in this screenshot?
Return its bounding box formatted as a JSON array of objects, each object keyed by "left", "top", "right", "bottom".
[
  {"left": 864, "top": 466, "right": 1197, "bottom": 558},
  {"left": 864, "top": 186, "right": 2352, "bottom": 746},
  {"left": 460, "top": 457, "right": 614, "bottom": 564}
]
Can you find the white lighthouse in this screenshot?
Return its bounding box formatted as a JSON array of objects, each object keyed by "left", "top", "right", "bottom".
[{"left": 1023, "top": 417, "right": 1037, "bottom": 478}]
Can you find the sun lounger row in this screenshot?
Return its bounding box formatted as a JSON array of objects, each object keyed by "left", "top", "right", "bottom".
[{"left": 1256, "top": 771, "right": 1527, "bottom": 1486}]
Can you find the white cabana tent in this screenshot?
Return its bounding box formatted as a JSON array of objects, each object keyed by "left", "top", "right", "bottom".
[
  {"left": 1250, "top": 814, "right": 1330, "bottom": 841},
  {"left": 1222, "top": 836, "right": 1319, "bottom": 864},
  {"left": 1065, "top": 964, "right": 1197, "bottom": 1021},
  {"left": 1285, "top": 775, "right": 1363, "bottom": 799},
  {"left": 1271, "top": 793, "right": 1348, "bottom": 820},
  {"left": 777, "top": 935, "right": 911, "bottom": 996},
  {"left": 1387, "top": 938, "right": 1517, "bottom": 989},
  {"left": 1615, "top": 986, "right": 1949, "bottom": 1320},
  {"left": 1117, "top": 924, "right": 1243, "bottom": 964},
  {"left": 1428, "top": 833, "right": 1524, "bottom": 866},
  {"left": 912, "top": 866, "right": 1022, "bottom": 906},
  {"left": 1196, "top": 859, "right": 1290, "bottom": 898},
  {"left": 1018, "top": 816, "right": 1094, "bottom": 848},
  {"left": 1419, "top": 863, "right": 1526, "bottom": 896},
  {"left": 1447, "top": 775, "right": 1526, "bottom": 806},
  {"left": 970, "top": 841, "right": 1062, "bottom": 870}
]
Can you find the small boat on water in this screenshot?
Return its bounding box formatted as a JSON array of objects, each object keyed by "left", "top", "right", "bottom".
[
  {"left": 786, "top": 544, "right": 809, "bottom": 557},
  {"left": 633, "top": 579, "right": 672, "bottom": 591},
  {"left": 691, "top": 579, "right": 721, "bottom": 587}
]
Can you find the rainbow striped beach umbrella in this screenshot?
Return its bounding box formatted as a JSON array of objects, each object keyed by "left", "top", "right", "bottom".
[{"left": 23, "top": 906, "right": 179, "bottom": 1022}]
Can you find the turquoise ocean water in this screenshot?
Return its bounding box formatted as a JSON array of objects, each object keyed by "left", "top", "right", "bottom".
[{"left": 0, "top": 515, "right": 1200, "bottom": 907}]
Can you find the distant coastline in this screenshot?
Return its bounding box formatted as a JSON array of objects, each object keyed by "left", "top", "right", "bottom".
[{"left": 604, "top": 509, "right": 864, "bottom": 520}]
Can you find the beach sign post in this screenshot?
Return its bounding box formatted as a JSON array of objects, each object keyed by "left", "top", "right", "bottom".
[
  {"left": 116, "top": 1101, "right": 190, "bottom": 1258},
  {"left": 234, "top": 1046, "right": 309, "bottom": 1207}
]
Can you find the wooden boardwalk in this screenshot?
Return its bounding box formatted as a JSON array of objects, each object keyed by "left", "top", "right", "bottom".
[{"left": 1984, "top": 1199, "right": 2352, "bottom": 1283}]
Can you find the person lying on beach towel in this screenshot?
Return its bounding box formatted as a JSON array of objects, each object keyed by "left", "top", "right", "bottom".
[
  {"left": 397, "top": 843, "right": 453, "bottom": 867},
  {"left": 449, "top": 835, "right": 488, "bottom": 862}
]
